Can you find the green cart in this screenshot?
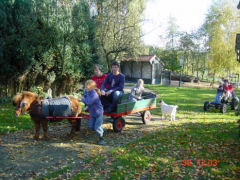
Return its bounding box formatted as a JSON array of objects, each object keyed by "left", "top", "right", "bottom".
[{"left": 104, "top": 92, "right": 157, "bottom": 132}]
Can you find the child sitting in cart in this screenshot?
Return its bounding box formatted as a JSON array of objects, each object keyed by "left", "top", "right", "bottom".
[
  {"left": 129, "top": 79, "right": 145, "bottom": 102},
  {"left": 211, "top": 81, "right": 224, "bottom": 105},
  {"left": 81, "top": 80, "right": 105, "bottom": 145}
]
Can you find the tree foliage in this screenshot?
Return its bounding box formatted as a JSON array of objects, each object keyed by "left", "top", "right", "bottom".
[
  {"left": 203, "top": 0, "right": 240, "bottom": 77},
  {"left": 92, "top": 0, "right": 145, "bottom": 71},
  {"left": 150, "top": 1, "right": 240, "bottom": 80},
  {"left": 0, "top": 0, "right": 101, "bottom": 96},
  {"left": 150, "top": 47, "right": 179, "bottom": 71},
  {"left": 0, "top": 0, "right": 145, "bottom": 96},
  {"left": 165, "top": 16, "right": 180, "bottom": 49}
]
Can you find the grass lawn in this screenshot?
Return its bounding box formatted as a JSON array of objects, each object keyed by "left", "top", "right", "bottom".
[
  {"left": 73, "top": 85, "right": 240, "bottom": 179},
  {"left": 0, "top": 102, "right": 32, "bottom": 134},
  {"left": 0, "top": 85, "right": 239, "bottom": 179}
]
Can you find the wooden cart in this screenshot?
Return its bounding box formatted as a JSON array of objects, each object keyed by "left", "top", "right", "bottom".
[
  {"left": 46, "top": 92, "right": 157, "bottom": 132},
  {"left": 103, "top": 92, "right": 157, "bottom": 132}
]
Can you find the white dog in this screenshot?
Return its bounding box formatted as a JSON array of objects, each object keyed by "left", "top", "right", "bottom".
[{"left": 159, "top": 100, "right": 178, "bottom": 121}]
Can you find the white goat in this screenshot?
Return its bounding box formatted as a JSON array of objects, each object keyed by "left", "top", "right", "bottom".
[{"left": 159, "top": 100, "right": 178, "bottom": 121}]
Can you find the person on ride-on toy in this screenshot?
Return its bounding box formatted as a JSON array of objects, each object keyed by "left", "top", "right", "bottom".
[
  {"left": 223, "top": 79, "right": 235, "bottom": 103},
  {"left": 223, "top": 79, "right": 233, "bottom": 99},
  {"left": 211, "top": 81, "right": 224, "bottom": 105},
  {"left": 223, "top": 79, "right": 239, "bottom": 103}
]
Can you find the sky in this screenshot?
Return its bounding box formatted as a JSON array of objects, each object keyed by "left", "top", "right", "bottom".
[{"left": 141, "top": 0, "right": 213, "bottom": 47}]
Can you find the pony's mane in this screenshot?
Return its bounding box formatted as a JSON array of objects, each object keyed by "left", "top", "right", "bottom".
[
  {"left": 13, "top": 91, "right": 39, "bottom": 106},
  {"left": 22, "top": 91, "right": 38, "bottom": 98},
  {"left": 13, "top": 94, "right": 22, "bottom": 105}
]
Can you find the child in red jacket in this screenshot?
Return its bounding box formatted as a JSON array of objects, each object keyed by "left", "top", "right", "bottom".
[
  {"left": 91, "top": 64, "right": 108, "bottom": 89},
  {"left": 223, "top": 79, "right": 233, "bottom": 99}
]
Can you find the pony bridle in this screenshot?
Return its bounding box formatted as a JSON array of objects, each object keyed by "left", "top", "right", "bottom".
[{"left": 19, "top": 99, "right": 28, "bottom": 114}]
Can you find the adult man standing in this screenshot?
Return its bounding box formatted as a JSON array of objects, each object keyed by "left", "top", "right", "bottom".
[{"left": 100, "top": 61, "right": 125, "bottom": 113}]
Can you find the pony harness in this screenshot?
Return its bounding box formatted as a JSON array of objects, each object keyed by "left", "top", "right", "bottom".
[{"left": 42, "top": 97, "right": 73, "bottom": 117}]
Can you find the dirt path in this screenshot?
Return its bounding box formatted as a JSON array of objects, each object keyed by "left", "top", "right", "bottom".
[
  {"left": 0, "top": 86, "right": 163, "bottom": 179},
  {"left": 0, "top": 115, "right": 166, "bottom": 179},
  {"left": 170, "top": 80, "right": 218, "bottom": 88}
]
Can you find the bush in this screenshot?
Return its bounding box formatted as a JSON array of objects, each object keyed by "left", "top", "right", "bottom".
[{"left": 0, "top": 97, "right": 11, "bottom": 104}]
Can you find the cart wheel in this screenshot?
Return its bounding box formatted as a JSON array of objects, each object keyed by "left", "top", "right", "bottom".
[
  {"left": 232, "top": 99, "right": 239, "bottom": 110},
  {"left": 113, "top": 117, "right": 125, "bottom": 132},
  {"left": 203, "top": 101, "right": 210, "bottom": 111},
  {"left": 142, "top": 110, "right": 151, "bottom": 124},
  {"left": 235, "top": 109, "right": 239, "bottom": 116},
  {"left": 220, "top": 104, "right": 227, "bottom": 113},
  {"left": 235, "top": 105, "right": 240, "bottom": 116},
  {"left": 238, "top": 120, "right": 240, "bottom": 137}
]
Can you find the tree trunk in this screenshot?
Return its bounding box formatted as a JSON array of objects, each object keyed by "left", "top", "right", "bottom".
[
  {"left": 106, "top": 54, "right": 111, "bottom": 73},
  {"left": 201, "top": 72, "right": 204, "bottom": 80}
]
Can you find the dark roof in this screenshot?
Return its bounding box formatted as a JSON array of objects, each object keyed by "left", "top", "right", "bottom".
[{"left": 123, "top": 55, "right": 155, "bottom": 62}]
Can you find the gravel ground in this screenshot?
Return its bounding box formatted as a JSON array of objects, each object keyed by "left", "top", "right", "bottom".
[
  {"left": 0, "top": 114, "right": 166, "bottom": 179},
  {"left": 0, "top": 85, "right": 163, "bottom": 179}
]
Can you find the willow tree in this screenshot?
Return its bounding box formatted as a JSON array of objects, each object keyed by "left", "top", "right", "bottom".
[
  {"left": 92, "top": 0, "right": 145, "bottom": 71},
  {"left": 203, "top": 0, "right": 240, "bottom": 78}
]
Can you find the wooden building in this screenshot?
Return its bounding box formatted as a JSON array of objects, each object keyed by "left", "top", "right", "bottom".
[{"left": 121, "top": 55, "right": 168, "bottom": 84}]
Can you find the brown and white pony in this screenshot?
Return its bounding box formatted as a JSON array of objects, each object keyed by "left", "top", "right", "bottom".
[{"left": 13, "top": 91, "right": 82, "bottom": 140}]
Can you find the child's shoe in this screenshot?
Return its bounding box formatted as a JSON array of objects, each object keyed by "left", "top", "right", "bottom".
[{"left": 97, "top": 136, "right": 105, "bottom": 145}]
